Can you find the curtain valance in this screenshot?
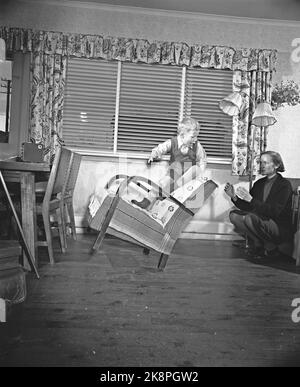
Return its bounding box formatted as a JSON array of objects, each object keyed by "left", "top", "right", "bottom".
[{"left": 0, "top": 26, "right": 277, "bottom": 72}]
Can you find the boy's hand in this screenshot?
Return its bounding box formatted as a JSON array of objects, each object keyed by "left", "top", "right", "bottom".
[{"left": 147, "top": 156, "right": 153, "bottom": 164}]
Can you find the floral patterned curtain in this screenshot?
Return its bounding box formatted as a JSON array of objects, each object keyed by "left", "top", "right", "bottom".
[
  {"left": 0, "top": 26, "right": 277, "bottom": 161},
  {"left": 0, "top": 27, "right": 277, "bottom": 71},
  {"left": 232, "top": 70, "right": 273, "bottom": 176},
  {"left": 30, "top": 52, "right": 67, "bottom": 162}
]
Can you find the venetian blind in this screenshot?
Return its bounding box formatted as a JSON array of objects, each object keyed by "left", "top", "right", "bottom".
[
  {"left": 184, "top": 68, "right": 233, "bottom": 159},
  {"left": 63, "top": 57, "right": 118, "bottom": 151},
  {"left": 116, "top": 62, "right": 182, "bottom": 153}
]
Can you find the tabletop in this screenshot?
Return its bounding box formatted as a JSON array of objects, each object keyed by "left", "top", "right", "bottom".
[{"left": 0, "top": 160, "right": 50, "bottom": 172}]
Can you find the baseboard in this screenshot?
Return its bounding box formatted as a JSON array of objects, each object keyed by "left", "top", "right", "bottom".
[
  {"left": 74, "top": 215, "right": 241, "bottom": 241},
  {"left": 179, "top": 232, "right": 243, "bottom": 241}
]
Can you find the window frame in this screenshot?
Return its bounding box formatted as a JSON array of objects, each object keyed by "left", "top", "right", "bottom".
[
  {"left": 0, "top": 52, "right": 31, "bottom": 159},
  {"left": 63, "top": 58, "right": 233, "bottom": 165}
]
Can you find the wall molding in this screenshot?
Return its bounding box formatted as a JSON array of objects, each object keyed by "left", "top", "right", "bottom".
[{"left": 17, "top": 0, "right": 300, "bottom": 28}]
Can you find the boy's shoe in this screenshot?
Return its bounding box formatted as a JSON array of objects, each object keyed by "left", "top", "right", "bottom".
[{"left": 131, "top": 198, "right": 151, "bottom": 209}]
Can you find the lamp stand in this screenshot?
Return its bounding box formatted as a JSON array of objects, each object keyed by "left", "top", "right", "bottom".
[
  {"left": 249, "top": 125, "right": 256, "bottom": 191},
  {"left": 245, "top": 125, "right": 256, "bottom": 249}
]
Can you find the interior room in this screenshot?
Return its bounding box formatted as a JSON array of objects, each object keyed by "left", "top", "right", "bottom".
[{"left": 0, "top": 0, "right": 300, "bottom": 368}]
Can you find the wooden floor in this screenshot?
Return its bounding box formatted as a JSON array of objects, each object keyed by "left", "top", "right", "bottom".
[{"left": 1, "top": 233, "right": 300, "bottom": 367}]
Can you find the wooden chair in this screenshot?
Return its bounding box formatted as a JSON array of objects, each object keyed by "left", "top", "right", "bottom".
[
  {"left": 35, "top": 146, "right": 73, "bottom": 264},
  {"left": 62, "top": 151, "right": 82, "bottom": 246},
  {"left": 280, "top": 178, "right": 300, "bottom": 266},
  {"left": 88, "top": 175, "right": 218, "bottom": 271},
  {"left": 292, "top": 187, "right": 300, "bottom": 266},
  {"left": 288, "top": 178, "right": 300, "bottom": 266}
]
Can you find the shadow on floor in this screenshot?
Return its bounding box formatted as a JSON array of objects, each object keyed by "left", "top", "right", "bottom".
[{"left": 244, "top": 254, "right": 300, "bottom": 275}]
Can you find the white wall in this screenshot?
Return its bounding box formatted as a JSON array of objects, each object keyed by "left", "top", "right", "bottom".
[
  {"left": 1, "top": 1, "right": 299, "bottom": 51},
  {"left": 267, "top": 105, "right": 300, "bottom": 178},
  {"left": 1, "top": 0, "right": 300, "bottom": 237}
]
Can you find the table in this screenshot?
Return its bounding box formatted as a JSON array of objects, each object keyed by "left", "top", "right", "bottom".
[{"left": 0, "top": 160, "right": 50, "bottom": 272}]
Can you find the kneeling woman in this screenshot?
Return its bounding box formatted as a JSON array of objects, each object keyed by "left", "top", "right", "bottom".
[{"left": 224, "top": 151, "right": 293, "bottom": 258}]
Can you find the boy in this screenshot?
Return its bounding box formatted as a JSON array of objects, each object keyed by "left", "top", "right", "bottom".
[{"left": 132, "top": 117, "right": 207, "bottom": 209}]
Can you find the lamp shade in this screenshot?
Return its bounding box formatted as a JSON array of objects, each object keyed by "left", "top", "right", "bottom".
[
  {"left": 252, "top": 102, "right": 277, "bottom": 127},
  {"left": 219, "top": 92, "right": 243, "bottom": 116}
]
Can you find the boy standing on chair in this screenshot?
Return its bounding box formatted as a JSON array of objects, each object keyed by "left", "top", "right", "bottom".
[{"left": 132, "top": 117, "right": 207, "bottom": 209}]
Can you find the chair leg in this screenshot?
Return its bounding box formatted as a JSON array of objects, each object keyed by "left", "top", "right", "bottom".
[
  {"left": 59, "top": 202, "right": 68, "bottom": 251},
  {"left": 67, "top": 201, "right": 77, "bottom": 241},
  {"left": 42, "top": 209, "right": 55, "bottom": 265},
  {"left": 157, "top": 253, "right": 169, "bottom": 271},
  {"left": 90, "top": 227, "right": 107, "bottom": 255},
  {"left": 56, "top": 208, "right": 66, "bottom": 253},
  {"left": 90, "top": 193, "right": 121, "bottom": 255}
]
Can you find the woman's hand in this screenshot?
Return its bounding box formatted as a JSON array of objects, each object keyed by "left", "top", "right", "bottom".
[
  {"left": 224, "top": 182, "right": 236, "bottom": 200},
  {"left": 236, "top": 186, "right": 252, "bottom": 202}
]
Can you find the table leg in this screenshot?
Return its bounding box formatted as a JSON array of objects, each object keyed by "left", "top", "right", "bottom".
[{"left": 20, "top": 172, "right": 37, "bottom": 270}]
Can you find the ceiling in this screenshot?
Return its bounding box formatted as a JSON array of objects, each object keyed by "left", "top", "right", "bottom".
[{"left": 68, "top": 0, "right": 300, "bottom": 21}]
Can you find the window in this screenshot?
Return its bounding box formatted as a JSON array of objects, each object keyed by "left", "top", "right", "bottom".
[
  {"left": 117, "top": 62, "right": 182, "bottom": 153},
  {"left": 0, "top": 52, "right": 30, "bottom": 158},
  {"left": 184, "top": 68, "right": 233, "bottom": 158},
  {"left": 63, "top": 58, "right": 233, "bottom": 160},
  {"left": 0, "top": 60, "right": 12, "bottom": 143},
  {"left": 63, "top": 58, "right": 118, "bottom": 151}
]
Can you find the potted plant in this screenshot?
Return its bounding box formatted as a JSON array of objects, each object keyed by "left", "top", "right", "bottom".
[{"left": 271, "top": 80, "right": 300, "bottom": 110}]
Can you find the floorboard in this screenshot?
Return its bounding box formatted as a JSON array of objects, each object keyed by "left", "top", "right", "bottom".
[{"left": 0, "top": 234, "right": 300, "bottom": 367}]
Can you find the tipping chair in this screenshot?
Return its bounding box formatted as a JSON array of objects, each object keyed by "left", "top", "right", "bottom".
[
  {"left": 35, "top": 146, "right": 73, "bottom": 264},
  {"left": 88, "top": 175, "right": 218, "bottom": 271}
]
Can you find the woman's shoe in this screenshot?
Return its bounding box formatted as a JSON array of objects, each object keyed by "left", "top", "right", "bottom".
[
  {"left": 246, "top": 246, "right": 265, "bottom": 259},
  {"left": 264, "top": 247, "right": 280, "bottom": 258}
]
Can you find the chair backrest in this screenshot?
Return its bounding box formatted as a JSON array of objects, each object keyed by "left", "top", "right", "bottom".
[
  {"left": 287, "top": 178, "right": 300, "bottom": 233},
  {"left": 43, "top": 147, "right": 73, "bottom": 204},
  {"left": 63, "top": 151, "right": 82, "bottom": 196},
  {"left": 53, "top": 147, "right": 73, "bottom": 195},
  {"left": 292, "top": 188, "right": 300, "bottom": 233}
]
